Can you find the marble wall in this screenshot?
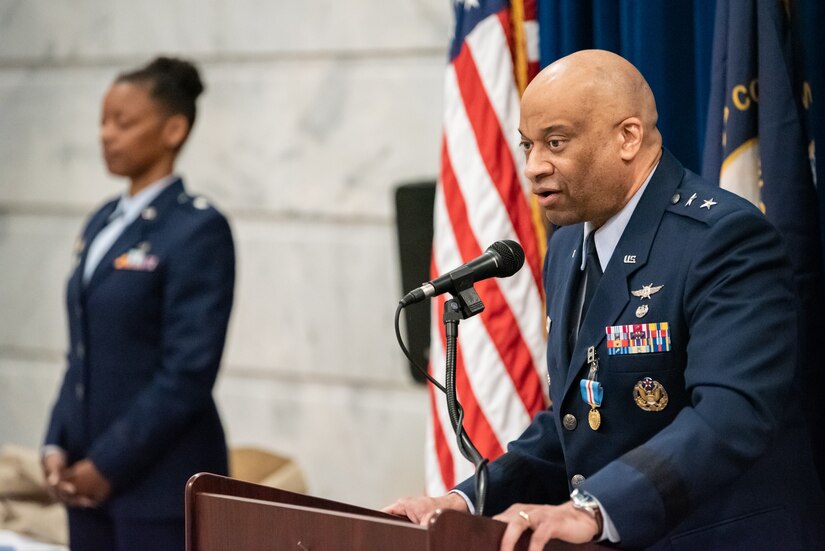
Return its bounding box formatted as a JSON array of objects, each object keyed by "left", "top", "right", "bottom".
[{"left": 0, "top": 0, "right": 450, "bottom": 508}]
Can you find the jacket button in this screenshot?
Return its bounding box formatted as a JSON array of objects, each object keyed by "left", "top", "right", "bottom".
[
  {"left": 563, "top": 414, "right": 578, "bottom": 431},
  {"left": 671, "top": 192, "right": 681, "bottom": 204},
  {"left": 571, "top": 474, "right": 586, "bottom": 488},
  {"left": 75, "top": 383, "right": 84, "bottom": 400}
]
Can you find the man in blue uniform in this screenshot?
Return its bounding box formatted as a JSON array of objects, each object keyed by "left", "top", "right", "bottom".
[{"left": 386, "top": 49, "right": 825, "bottom": 549}]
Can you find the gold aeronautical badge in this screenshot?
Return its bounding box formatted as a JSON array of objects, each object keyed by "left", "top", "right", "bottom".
[
  {"left": 633, "top": 377, "right": 668, "bottom": 411},
  {"left": 631, "top": 283, "right": 664, "bottom": 300}
]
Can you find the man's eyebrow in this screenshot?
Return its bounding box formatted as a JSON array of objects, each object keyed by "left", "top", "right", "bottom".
[
  {"left": 541, "top": 124, "right": 576, "bottom": 134},
  {"left": 518, "top": 124, "right": 576, "bottom": 138}
]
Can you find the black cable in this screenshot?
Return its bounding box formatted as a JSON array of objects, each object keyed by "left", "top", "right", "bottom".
[
  {"left": 445, "top": 322, "right": 488, "bottom": 516},
  {"left": 473, "top": 457, "right": 489, "bottom": 517},
  {"left": 395, "top": 303, "right": 446, "bottom": 393},
  {"left": 396, "top": 299, "right": 488, "bottom": 515}
]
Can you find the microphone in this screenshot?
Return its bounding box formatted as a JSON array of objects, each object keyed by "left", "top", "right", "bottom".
[{"left": 400, "top": 240, "right": 525, "bottom": 306}]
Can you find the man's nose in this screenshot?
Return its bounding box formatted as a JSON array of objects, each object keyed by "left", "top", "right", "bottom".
[{"left": 525, "top": 150, "right": 553, "bottom": 184}]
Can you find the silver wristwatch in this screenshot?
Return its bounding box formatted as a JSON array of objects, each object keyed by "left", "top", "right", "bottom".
[{"left": 570, "top": 489, "right": 604, "bottom": 540}]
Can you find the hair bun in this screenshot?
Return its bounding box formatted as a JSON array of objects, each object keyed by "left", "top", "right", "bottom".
[
  {"left": 147, "top": 56, "right": 204, "bottom": 99},
  {"left": 115, "top": 55, "right": 205, "bottom": 133}
]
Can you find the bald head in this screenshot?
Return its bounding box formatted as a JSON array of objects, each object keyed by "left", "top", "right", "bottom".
[
  {"left": 524, "top": 50, "right": 660, "bottom": 147},
  {"left": 519, "top": 50, "right": 663, "bottom": 228}
]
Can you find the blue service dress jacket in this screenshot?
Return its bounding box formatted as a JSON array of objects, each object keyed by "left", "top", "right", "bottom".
[
  {"left": 455, "top": 150, "right": 825, "bottom": 549},
  {"left": 44, "top": 178, "right": 234, "bottom": 519}
]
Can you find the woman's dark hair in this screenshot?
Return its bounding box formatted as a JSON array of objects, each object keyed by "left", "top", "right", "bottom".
[{"left": 116, "top": 56, "right": 204, "bottom": 129}]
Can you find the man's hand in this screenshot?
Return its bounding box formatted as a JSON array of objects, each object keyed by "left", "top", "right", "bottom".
[
  {"left": 494, "top": 501, "right": 599, "bottom": 551},
  {"left": 382, "top": 493, "right": 469, "bottom": 525},
  {"left": 61, "top": 459, "right": 112, "bottom": 508}
]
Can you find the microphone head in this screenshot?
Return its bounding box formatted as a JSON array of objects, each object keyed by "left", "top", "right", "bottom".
[{"left": 487, "top": 240, "right": 525, "bottom": 277}]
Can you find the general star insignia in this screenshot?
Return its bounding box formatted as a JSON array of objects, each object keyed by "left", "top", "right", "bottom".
[
  {"left": 631, "top": 283, "right": 664, "bottom": 300},
  {"left": 700, "top": 198, "right": 717, "bottom": 210}
]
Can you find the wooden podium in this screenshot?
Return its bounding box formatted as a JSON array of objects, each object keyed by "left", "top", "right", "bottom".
[{"left": 186, "top": 473, "right": 606, "bottom": 550}]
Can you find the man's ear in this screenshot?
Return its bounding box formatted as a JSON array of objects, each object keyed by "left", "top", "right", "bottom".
[
  {"left": 617, "top": 117, "right": 643, "bottom": 161},
  {"left": 162, "top": 114, "right": 190, "bottom": 151}
]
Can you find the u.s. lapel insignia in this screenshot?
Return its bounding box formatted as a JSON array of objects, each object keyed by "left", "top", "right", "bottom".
[
  {"left": 141, "top": 206, "right": 157, "bottom": 220},
  {"left": 685, "top": 192, "right": 698, "bottom": 207},
  {"left": 633, "top": 377, "right": 668, "bottom": 411},
  {"left": 631, "top": 283, "right": 664, "bottom": 300},
  {"left": 635, "top": 304, "right": 649, "bottom": 318}
]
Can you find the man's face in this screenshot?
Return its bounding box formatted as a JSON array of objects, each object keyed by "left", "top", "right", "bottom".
[{"left": 518, "top": 81, "right": 629, "bottom": 228}]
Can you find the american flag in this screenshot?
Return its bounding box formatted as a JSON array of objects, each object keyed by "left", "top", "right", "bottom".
[{"left": 426, "top": 0, "right": 549, "bottom": 495}]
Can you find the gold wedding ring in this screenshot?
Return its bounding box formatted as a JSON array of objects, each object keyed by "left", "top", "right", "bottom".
[{"left": 518, "top": 510, "right": 531, "bottom": 528}]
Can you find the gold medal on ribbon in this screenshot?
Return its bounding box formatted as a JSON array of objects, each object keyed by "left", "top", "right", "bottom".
[
  {"left": 588, "top": 408, "right": 601, "bottom": 430},
  {"left": 580, "top": 347, "right": 604, "bottom": 431}
]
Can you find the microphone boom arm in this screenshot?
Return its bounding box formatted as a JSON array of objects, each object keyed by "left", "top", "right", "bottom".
[{"left": 443, "top": 294, "right": 489, "bottom": 516}]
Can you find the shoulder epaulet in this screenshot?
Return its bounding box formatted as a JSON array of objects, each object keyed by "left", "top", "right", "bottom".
[
  {"left": 664, "top": 183, "right": 751, "bottom": 225},
  {"left": 176, "top": 192, "right": 214, "bottom": 212}
]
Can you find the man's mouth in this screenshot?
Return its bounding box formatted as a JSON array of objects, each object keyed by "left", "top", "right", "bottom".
[{"left": 535, "top": 189, "right": 560, "bottom": 207}]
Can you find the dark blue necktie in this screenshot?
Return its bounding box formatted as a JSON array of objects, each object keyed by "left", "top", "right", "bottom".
[{"left": 580, "top": 231, "right": 602, "bottom": 332}]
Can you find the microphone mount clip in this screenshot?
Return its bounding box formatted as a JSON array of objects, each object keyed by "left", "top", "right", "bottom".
[{"left": 447, "top": 266, "right": 485, "bottom": 319}]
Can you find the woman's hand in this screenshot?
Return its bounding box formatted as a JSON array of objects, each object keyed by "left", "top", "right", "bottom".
[{"left": 61, "top": 459, "right": 112, "bottom": 507}]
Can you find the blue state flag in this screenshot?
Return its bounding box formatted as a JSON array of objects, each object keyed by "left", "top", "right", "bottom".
[{"left": 702, "top": 0, "right": 824, "bottom": 489}]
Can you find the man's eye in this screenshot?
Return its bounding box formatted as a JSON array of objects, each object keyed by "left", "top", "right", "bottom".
[
  {"left": 548, "top": 139, "right": 562, "bottom": 148},
  {"left": 519, "top": 141, "right": 532, "bottom": 152}
]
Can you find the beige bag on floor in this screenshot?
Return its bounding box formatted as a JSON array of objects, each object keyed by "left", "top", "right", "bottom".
[{"left": 0, "top": 444, "right": 67, "bottom": 545}]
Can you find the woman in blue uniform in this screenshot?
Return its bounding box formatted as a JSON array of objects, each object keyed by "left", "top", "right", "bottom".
[{"left": 42, "top": 57, "right": 235, "bottom": 551}]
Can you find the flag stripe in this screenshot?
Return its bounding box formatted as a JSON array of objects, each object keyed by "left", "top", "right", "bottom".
[
  {"left": 433, "top": 174, "right": 535, "bottom": 442},
  {"left": 436, "top": 293, "right": 506, "bottom": 461},
  {"left": 442, "top": 67, "right": 547, "bottom": 378},
  {"left": 430, "top": 186, "right": 484, "bottom": 489},
  {"left": 426, "top": 369, "right": 454, "bottom": 491},
  {"left": 470, "top": 13, "right": 524, "bottom": 185},
  {"left": 426, "top": 289, "right": 457, "bottom": 496},
  {"left": 429, "top": 254, "right": 505, "bottom": 485},
  {"left": 440, "top": 136, "right": 545, "bottom": 417},
  {"left": 427, "top": 0, "right": 546, "bottom": 495},
  {"left": 453, "top": 29, "right": 544, "bottom": 291}
]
